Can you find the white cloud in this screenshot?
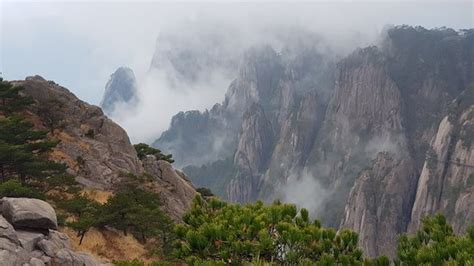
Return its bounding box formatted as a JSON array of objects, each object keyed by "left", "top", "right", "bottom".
[{"left": 1, "top": 1, "right": 472, "bottom": 142}]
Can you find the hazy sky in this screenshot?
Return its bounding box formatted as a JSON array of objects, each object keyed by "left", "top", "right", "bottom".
[{"left": 1, "top": 0, "right": 473, "bottom": 105}]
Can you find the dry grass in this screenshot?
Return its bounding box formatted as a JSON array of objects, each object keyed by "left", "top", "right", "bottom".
[
  {"left": 81, "top": 188, "right": 113, "bottom": 204},
  {"left": 60, "top": 227, "right": 157, "bottom": 263},
  {"left": 49, "top": 149, "right": 76, "bottom": 168}
]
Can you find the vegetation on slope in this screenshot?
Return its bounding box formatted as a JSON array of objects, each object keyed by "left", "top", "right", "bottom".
[
  {"left": 0, "top": 78, "right": 76, "bottom": 197},
  {"left": 116, "top": 195, "right": 473, "bottom": 265},
  {"left": 0, "top": 79, "right": 175, "bottom": 261},
  {"left": 134, "top": 143, "right": 175, "bottom": 163},
  {"left": 1, "top": 78, "right": 472, "bottom": 265}
]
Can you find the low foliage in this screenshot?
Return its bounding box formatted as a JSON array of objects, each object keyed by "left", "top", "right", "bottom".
[
  {"left": 396, "top": 214, "right": 474, "bottom": 265},
  {"left": 196, "top": 187, "right": 214, "bottom": 197},
  {"left": 174, "top": 196, "right": 372, "bottom": 265},
  {"left": 134, "top": 143, "right": 174, "bottom": 163},
  {"left": 59, "top": 183, "right": 174, "bottom": 252},
  {"left": 0, "top": 179, "right": 46, "bottom": 199}
]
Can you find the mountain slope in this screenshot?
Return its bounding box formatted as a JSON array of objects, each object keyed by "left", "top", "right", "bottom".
[
  {"left": 155, "top": 26, "right": 474, "bottom": 257},
  {"left": 409, "top": 90, "right": 474, "bottom": 234},
  {"left": 14, "top": 75, "right": 196, "bottom": 221}
]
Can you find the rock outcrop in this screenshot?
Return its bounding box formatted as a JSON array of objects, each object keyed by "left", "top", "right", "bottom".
[
  {"left": 155, "top": 26, "right": 474, "bottom": 257},
  {"left": 340, "top": 153, "right": 417, "bottom": 257},
  {"left": 14, "top": 76, "right": 143, "bottom": 190},
  {"left": 100, "top": 67, "right": 138, "bottom": 115},
  {"left": 153, "top": 107, "right": 239, "bottom": 168},
  {"left": 13, "top": 76, "right": 196, "bottom": 221},
  {"left": 165, "top": 41, "right": 335, "bottom": 199},
  {"left": 142, "top": 157, "right": 197, "bottom": 221},
  {"left": 336, "top": 27, "right": 473, "bottom": 256},
  {"left": 0, "top": 198, "right": 104, "bottom": 266},
  {"left": 1, "top": 198, "right": 58, "bottom": 230},
  {"left": 409, "top": 100, "right": 474, "bottom": 234}
]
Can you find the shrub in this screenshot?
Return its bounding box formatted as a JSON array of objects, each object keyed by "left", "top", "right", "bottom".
[
  {"left": 0, "top": 179, "right": 45, "bottom": 199},
  {"left": 134, "top": 143, "right": 175, "bottom": 163},
  {"left": 196, "top": 187, "right": 214, "bottom": 197}
]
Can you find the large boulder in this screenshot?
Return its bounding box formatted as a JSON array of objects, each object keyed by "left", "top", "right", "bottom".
[
  {"left": 1, "top": 197, "right": 58, "bottom": 230},
  {"left": 0, "top": 215, "right": 20, "bottom": 245}
]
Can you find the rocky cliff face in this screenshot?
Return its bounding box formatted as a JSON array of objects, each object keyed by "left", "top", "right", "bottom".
[
  {"left": 100, "top": 67, "right": 138, "bottom": 115},
  {"left": 341, "top": 152, "right": 417, "bottom": 258},
  {"left": 13, "top": 76, "right": 196, "bottom": 221},
  {"left": 155, "top": 26, "right": 474, "bottom": 257},
  {"left": 159, "top": 41, "right": 335, "bottom": 200},
  {"left": 153, "top": 107, "right": 239, "bottom": 168},
  {"left": 307, "top": 46, "right": 409, "bottom": 227},
  {"left": 334, "top": 27, "right": 474, "bottom": 257},
  {"left": 228, "top": 103, "right": 274, "bottom": 202},
  {"left": 409, "top": 92, "right": 474, "bottom": 234},
  {"left": 142, "top": 157, "right": 197, "bottom": 220},
  {"left": 336, "top": 27, "right": 473, "bottom": 257}
]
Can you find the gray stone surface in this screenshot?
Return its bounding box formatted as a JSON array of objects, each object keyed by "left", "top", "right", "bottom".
[
  {"left": 37, "top": 230, "right": 71, "bottom": 257},
  {"left": 54, "top": 248, "right": 100, "bottom": 266},
  {"left": 29, "top": 257, "right": 45, "bottom": 266},
  {"left": 16, "top": 230, "right": 45, "bottom": 252},
  {"left": 0, "top": 215, "right": 20, "bottom": 245},
  {"left": 0, "top": 198, "right": 102, "bottom": 265},
  {"left": 1, "top": 197, "right": 57, "bottom": 230}
]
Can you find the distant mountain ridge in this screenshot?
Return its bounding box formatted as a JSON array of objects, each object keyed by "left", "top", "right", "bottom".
[
  {"left": 100, "top": 67, "right": 137, "bottom": 115},
  {"left": 154, "top": 26, "right": 474, "bottom": 257}
]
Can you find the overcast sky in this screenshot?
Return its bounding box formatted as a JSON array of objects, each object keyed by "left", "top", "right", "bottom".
[{"left": 1, "top": 0, "right": 473, "bottom": 106}]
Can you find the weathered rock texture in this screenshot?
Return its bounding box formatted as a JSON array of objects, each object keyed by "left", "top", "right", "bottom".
[
  {"left": 1, "top": 198, "right": 58, "bottom": 230},
  {"left": 156, "top": 26, "right": 474, "bottom": 257},
  {"left": 0, "top": 198, "right": 104, "bottom": 266},
  {"left": 14, "top": 76, "right": 143, "bottom": 190},
  {"left": 409, "top": 104, "right": 474, "bottom": 234},
  {"left": 341, "top": 153, "right": 417, "bottom": 257},
  {"left": 142, "top": 157, "right": 197, "bottom": 221},
  {"left": 12, "top": 76, "right": 196, "bottom": 221}
]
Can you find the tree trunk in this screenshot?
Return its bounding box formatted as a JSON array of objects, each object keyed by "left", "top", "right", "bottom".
[
  {"left": 79, "top": 232, "right": 85, "bottom": 245},
  {"left": 0, "top": 164, "right": 4, "bottom": 182}
]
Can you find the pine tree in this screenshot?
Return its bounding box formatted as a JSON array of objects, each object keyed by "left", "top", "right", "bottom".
[
  {"left": 0, "top": 78, "right": 64, "bottom": 185},
  {"left": 0, "top": 78, "right": 33, "bottom": 114},
  {"left": 134, "top": 143, "right": 175, "bottom": 163}
]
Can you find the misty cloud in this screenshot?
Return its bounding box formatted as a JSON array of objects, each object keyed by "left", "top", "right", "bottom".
[
  {"left": 280, "top": 170, "right": 330, "bottom": 217},
  {"left": 2, "top": 1, "right": 472, "bottom": 143}
]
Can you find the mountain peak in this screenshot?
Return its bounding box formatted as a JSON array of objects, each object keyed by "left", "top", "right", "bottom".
[{"left": 100, "top": 66, "right": 137, "bottom": 115}]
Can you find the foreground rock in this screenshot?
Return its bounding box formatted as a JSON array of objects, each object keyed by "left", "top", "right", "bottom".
[
  {"left": 1, "top": 198, "right": 58, "bottom": 230},
  {"left": 0, "top": 197, "right": 104, "bottom": 266}
]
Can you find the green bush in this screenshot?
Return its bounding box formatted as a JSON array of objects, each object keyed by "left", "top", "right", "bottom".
[
  {"left": 396, "top": 214, "right": 474, "bottom": 265},
  {"left": 0, "top": 179, "right": 45, "bottom": 199},
  {"left": 134, "top": 143, "right": 174, "bottom": 163},
  {"left": 196, "top": 187, "right": 214, "bottom": 197},
  {"left": 174, "top": 196, "right": 368, "bottom": 265}
]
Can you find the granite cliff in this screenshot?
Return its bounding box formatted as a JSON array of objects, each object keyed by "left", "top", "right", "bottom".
[{"left": 156, "top": 26, "right": 474, "bottom": 257}]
